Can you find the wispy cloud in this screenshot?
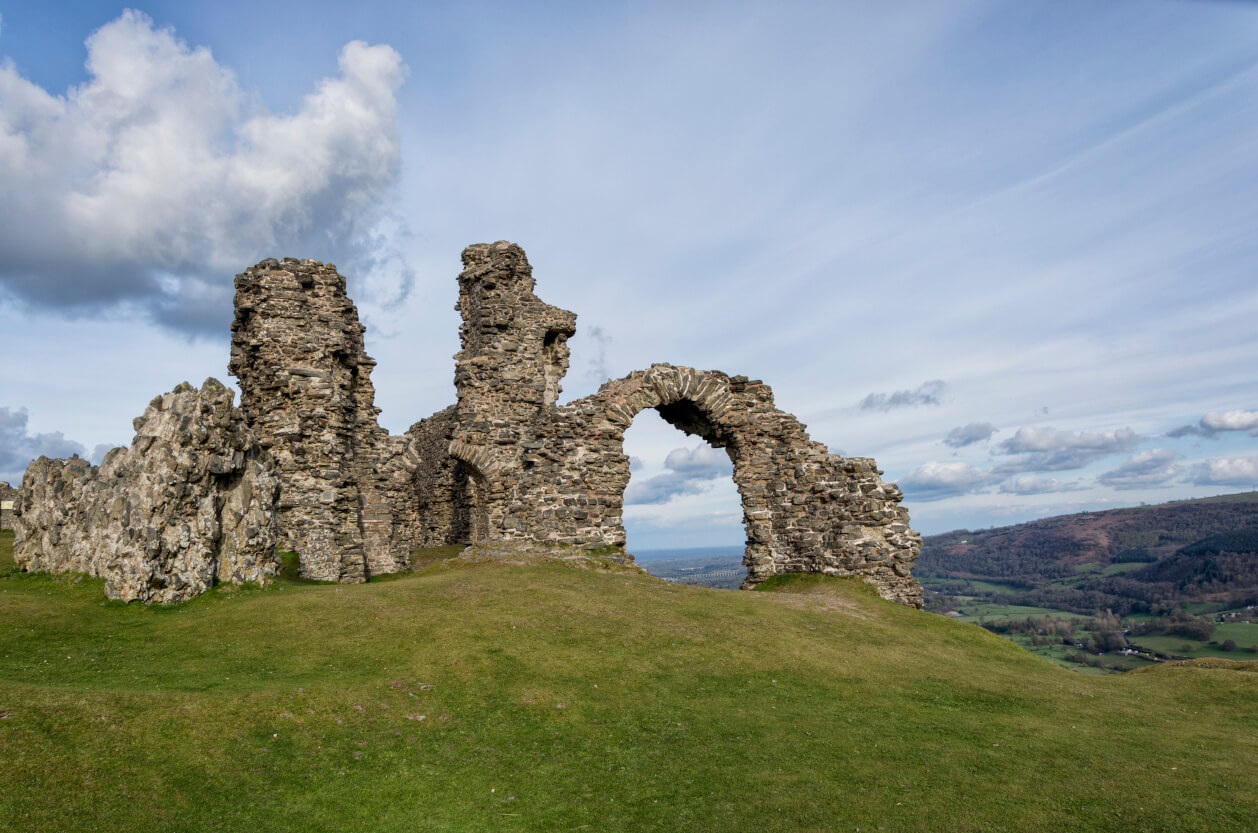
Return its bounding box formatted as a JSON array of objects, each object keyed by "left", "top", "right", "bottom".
[
  {"left": 579, "top": 325, "right": 612, "bottom": 387},
  {"left": 1097, "top": 449, "right": 1180, "bottom": 490},
  {"left": 859, "top": 380, "right": 947, "bottom": 412},
  {"left": 995, "top": 426, "right": 1140, "bottom": 473},
  {"left": 999, "top": 475, "right": 1084, "bottom": 495},
  {"left": 943, "top": 422, "right": 997, "bottom": 448},
  {"left": 0, "top": 10, "right": 410, "bottom": 334}
]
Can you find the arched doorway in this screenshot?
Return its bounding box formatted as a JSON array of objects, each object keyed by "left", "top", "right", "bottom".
[{"left": 621, "top": 408, "right": 746, "bottom": 588}]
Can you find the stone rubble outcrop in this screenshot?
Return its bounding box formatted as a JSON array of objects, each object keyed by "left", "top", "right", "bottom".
[
  {"left": 13, "top": 379, "right": 280, "bottom": 603},
  {"left": 15, "top": 241, "right": 923, "bottom": 607}
]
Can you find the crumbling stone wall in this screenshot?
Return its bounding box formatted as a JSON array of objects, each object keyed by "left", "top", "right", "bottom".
[
  {"left": 228, "top": 259, "right": 414, "bottom": 582},
  {"left": 14, "top": 241, "right": 923, "bottom": 608},
  {"left": 0, "top": 480, "right": 15, "bottom": 529},
  {"left": 404, "top": 406, "right": 480, "bottom": 547},
  {"left": 442, "top": 243, "right": 922, "bottom": 606},
  {"left": 13, "top": 380, "right": 280, "bottom": 603}
]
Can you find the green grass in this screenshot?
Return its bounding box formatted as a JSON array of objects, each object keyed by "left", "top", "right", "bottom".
[
  {"left": 2, "top": 559, "right": 1257, "bottom": 832},
  {"left": 1100, "top": 562, "right": 1145, "bottom": 576},
  {"left": 0, "top": 529, "right": 13, "bottom": 571},
  {"left": 1131, "top": 624, "right": 1258, "bottom": 658},
  {"left": 918, "top": 576, "right": 1027, "bottom": 595},
  {"left": 956, "top": 603, "right": 1085, "bottom": 622},
  {"left": 1214, "top": 622, "right": 1258, "bottom": 645}
]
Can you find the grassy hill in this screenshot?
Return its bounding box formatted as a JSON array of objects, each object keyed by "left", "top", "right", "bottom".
[{"left": 2, "top": 531, "right": 1257, "bottom": 831}]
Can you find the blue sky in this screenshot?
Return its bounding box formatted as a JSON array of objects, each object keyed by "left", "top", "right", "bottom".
[{"left": 2, "top": 1, "right": 1257, "bottom": 550}]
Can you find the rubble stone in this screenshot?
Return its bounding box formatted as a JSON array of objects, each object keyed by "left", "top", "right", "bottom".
[{"left": 227, "top": 258, "right": 411, "bottom": 582}]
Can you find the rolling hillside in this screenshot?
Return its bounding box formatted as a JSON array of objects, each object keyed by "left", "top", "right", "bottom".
[
  {"left": 2, "top": 531, "right": 1257, "bottom": 831},
  {"left": 918, "top": 492, "right": 1258, "bottom": 613}
]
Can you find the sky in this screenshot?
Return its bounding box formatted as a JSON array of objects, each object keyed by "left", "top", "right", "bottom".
[{"left": 2, "top": 0, "right": 1257, "bottom": 551}]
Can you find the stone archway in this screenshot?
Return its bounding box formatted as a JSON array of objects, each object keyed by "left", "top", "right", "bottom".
[
  {"left": 424, "top": 242, "right": 920, "bottom": 605},
  {"left": 562, "top": 365, "right": 835, "bottom": 586},
  {"left": 452, "top": 362, "right": 921, "bottom": 604}
]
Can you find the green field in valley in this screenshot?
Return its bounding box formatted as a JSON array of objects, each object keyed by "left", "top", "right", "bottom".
[
  {"left": 2, "top": 531, "right": 1258, "bottom": 832},
  {"left": 1129, "top": 623, "right": 1258, "bottom": 659}
]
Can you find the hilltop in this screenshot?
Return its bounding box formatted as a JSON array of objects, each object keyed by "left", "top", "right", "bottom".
[{"left": 2, "top": 531, "right": 1256, "bottom": 832}]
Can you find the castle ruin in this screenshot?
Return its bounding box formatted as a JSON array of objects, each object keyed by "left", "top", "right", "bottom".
[{"left": 14, "top": 242, "right": 922, "bottom": 606}]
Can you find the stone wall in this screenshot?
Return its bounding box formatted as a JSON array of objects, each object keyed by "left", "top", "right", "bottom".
[
  {"left": 228, "top": 259, "right": 413, "bottom": 582},
  {"left": 12, "top": 380, "right": 280, "bottom": 603},
  {"left": 14, "top": 241, "right": 923, "bottom": 608},
  {"left": 442, "top": 243, "right": 922, "bottom": 606},
  {"left": 0, "top": 480, "right": 15, "bottom": 530}
]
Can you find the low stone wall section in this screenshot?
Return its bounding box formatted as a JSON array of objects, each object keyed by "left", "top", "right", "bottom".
[{"left": 13, "top": 380, "right": 280, "bottom": 603}]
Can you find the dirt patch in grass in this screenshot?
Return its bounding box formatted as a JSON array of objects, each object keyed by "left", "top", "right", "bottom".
[
  {"left": 752, "top": 573, "right": 884, "bottom": 619},
  {"left": 451, "top": 541, "right": 647, "bottom": 575}
]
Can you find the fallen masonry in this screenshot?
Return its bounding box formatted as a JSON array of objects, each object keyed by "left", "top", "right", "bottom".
[{"left": 14, "top": 242, "right": 923, "bottom": 606}]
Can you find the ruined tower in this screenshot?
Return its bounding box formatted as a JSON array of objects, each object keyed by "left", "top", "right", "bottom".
[{"left": 228, "top": 258, "right": 410, "bottom": 582}]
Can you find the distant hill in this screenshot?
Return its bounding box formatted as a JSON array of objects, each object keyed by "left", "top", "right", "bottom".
[{"left": 918, "top": 492, "right": 1258, "bottom": 614}]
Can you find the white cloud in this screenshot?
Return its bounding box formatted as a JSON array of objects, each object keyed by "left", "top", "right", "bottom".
[
  {"left": 1169, "top": 408, "right": 1258, "bottom": 438},
  {"left": 1202, "top": 409, "right": 1258, "bottom": 433},
  {"left": 625, "top": 442, "right": 733, "bottom": 505},
  {"left": 1097, "top": 448, "right": 1180, "bottom": 490},
  {"left": 999, "top": 475, "right": 1083, "bottom": 495},
  {"left": 663, "top": 444, "right": 731, "bottom": 477},
  {"left": 897, "top": 461, "right": 995, "bottom": 501},
  {"left": 0, "top": 10, "right": 409, "bottom": 332},
  {"left": 1190, "top": 456, "right": 1258, "bottom": 487},
  {"left": 995, "top": 425, "right": 1140, "bottom": 472}
]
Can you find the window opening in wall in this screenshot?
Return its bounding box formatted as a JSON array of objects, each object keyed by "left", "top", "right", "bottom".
[{"left": 621, "top": 408, "right": 746, "bottom": 589}]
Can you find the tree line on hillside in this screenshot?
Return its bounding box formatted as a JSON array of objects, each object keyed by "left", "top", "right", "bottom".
[
  {"left": 917, "top": 495, "right": 1258, "bottom": 614},
  {"left": 920, "top": 497, "right": 1258, "bottom": 582}
]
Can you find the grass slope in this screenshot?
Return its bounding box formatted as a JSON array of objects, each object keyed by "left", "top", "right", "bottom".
[{"left": 1, "top": 542, "right": 1256, "bottom": 832}]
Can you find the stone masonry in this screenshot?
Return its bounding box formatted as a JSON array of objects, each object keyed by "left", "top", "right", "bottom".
[
  {"left": 0, "top": 480, "right": 15, "bottom": 530},
  {"left": 228, "top": 259, "right": 414, "bottom": 582},
  {"left": 440, "top": 243, "right": 922, "bottom": 606},
  {"left": 15, "top": 241, "right": 922, "bottom": 607},
  {"left": 13, "top": 380, "right": 280, "bottom": 603}
]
